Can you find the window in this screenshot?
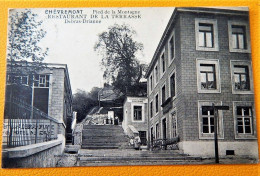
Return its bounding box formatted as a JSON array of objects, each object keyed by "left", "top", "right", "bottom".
[
  {"left": 161, "top": 85, "right": 166, "bottom": 104},
  {"left": 155, "top": 94, "right": 159, "bottom": 113},
  {"left": 195, "top": 19, "right": 219, "bottom": 51},
  {"left": 133, "top": 106, "right": 142, "bottom": 121},
  {"left": 150, "top": 101, "right": 153, "bottom": 118},
  {"left": 161, "top": 52, "right": 166, "bottom": 75},
  {"left": 7, "top": 74, "right": 29, "bottom": 85},
  {"left": 169, "top": 71, "right": 176, "bottom": 98},
  {"left": 168, "top": 31, "right": 175, "bottom": 64},
  {"left": 154, "top": 64, "right": 159, "bottom": 84},
  {"left": 200, "top": 64, "right": 216, "bottom": 90},
  {"left": 170, "top": 110, "right": 177, "bottom": 138},
  {"left": 231, "top": 25, "right": 247, "bottom": 49},
  {"left": 230, "top": 61, "right": 253, "bottom": 94},
  {"left": 199, "top": 23, "right": 213, "bottom": 48},
  {"left": 197, "top": 59, "right": 220, "bottom": 93},
  {"left": 149, "top": 74, "right": 153, "bottom": 93},
  {"left": 34, "top": 75, "right": 50, "bottom": 88},
  {"left": 228, "top": 21, "right": 250, "bottom": 53},
  {"left": 198, "top": 101, "right": 224, "bottom": 139},
  {"left": 234, "top": 66, "right": 250, "bottom": 90},
  {"left": 236, "top": 107, "right": 252, "bottom": 134},
  {"left": 202, "top": 106, "right": 214, "bottom": 134},
  {"left": 233, "top": 101, "right": 256, "bottom": 139}
]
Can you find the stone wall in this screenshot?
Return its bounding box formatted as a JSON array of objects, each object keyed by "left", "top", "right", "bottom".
[
  {"left": 73, "top": 124, "right": 83, "bottom": 145},
  {"left": 48, "top": 68, "right": 65, "bottom": 123},
  {"left": 2, "top": 135, "right": 65, "bottom": 168}
]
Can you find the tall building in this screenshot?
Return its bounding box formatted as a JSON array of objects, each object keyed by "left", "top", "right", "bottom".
[{"left": 145, "top": 7, "right": 258, "bottom": 157}]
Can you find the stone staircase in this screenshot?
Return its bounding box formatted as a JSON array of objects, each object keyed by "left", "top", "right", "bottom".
[
  {"left": 81, "top": 125, "right": 130, "bottom": 149},
  {"left": 77, "top": 149, "right": 202, "bottom": 166}
]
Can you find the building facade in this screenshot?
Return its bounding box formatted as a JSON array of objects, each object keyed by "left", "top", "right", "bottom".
[
  {"left": 3, "top": 62, "right": 73, "bottom": 168},
  {"left": 145, "top": 7, "right": 258, "bottom": 157},
  {"left": 123, "top": 97, "right": 148, "bottom": 146}
]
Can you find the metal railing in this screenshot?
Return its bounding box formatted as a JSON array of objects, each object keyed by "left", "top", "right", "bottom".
[
  {"left": 3, "top": 97, "right": 59, "bottom": 148},
  {"left": 151, "top": 136, "right": 179, "bottom": 150}
]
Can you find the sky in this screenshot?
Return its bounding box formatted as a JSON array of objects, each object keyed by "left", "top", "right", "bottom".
[
  {"left": 9, "top": 7, "right": 247, "bottom": 93},
  {"left": 14, "top": 7, "right": 175, "bottom": 93}
]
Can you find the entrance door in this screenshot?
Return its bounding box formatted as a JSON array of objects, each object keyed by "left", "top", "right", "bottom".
[
  {"left": 162, "top": 118, "right": 167, "bottom": 140},
  {"left": 139, "top": 131, "right": 147, "bottom": 145}
]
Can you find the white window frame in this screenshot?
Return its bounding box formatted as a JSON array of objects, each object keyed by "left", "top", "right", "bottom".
[
  {"left": 198, "top": 101, "right": 224, "bottom": 139},
  {"left": 131, "top": 103, "right": 145, "bottom": 122},
  {"left": 169, "top": 108, "right": 178, "bottom": 138},
  {"left": 230, "top": 60, "right": 253, "bottom": 94},
  {"left": 33, "top": 74, "right": 50, "bottom": 88},
  {"left": 228, "top": 21, "right": 251, "bottom": 53},
  {"left": 154, "top": 61, "right": 159, "bottom": 86},
  {"left": 195, "top": 18, "right": 219, "bottom": 51},
  {"left": 168, "top": 29, "right": 176, "bottom": 66},
  {"left": 160, "top": 49, "right": 166, "bottom": 78},
  {"left": 233, "top": 101, "right": 257, "bottom": 139},
  {"left": 196, "top": 58, "right": 221, "bottom": 93},
  {"left": 7, "top": 74, "right": 29, "bottom": 86},
  {"left": 168, "top": 68, "right": 177, "bottom": 100}
]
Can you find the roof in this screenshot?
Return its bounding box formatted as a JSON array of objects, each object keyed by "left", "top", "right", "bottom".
[{"left": 144, "top": 7, "right": 249, "bottom": 78}]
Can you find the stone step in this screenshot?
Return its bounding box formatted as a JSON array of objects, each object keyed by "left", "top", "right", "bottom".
[
  {"left": 82, "top": 135, "right": 128, "bottom": 140},
  {"left": 78, "top": 159, "right": 201, "bottom": 166},
  {"left": 79, "top": 152, "right": 186, "bottom": 158},
  {"left": 78, "top": 156, "right": 202, "bottom": 161},
  {"left": 79, "top": 151, "right": 185, "bottom": 158},
  {"left": 82, "top": 129, "right": 125, "bottom": 134},
  {"left": 82, "top": 135, "right": 127, "bottom": 138},
  {"left": 82, "top": 128, "right": 125, "bottom": 131},
  {"left": 82, "top": 131, "right": 125, "bottom": 135},
  {"left": 81, "top": 145, "right": 120, "bottom": 149},
  {"left": 82, "top": 141, "right": 129, "bottom": 145},
  {"left": 81, "top": 125, "right": 129, "bottom": 150},
  {"left": 83, "top": 125, "right": 122, "bottom": 129},
  {"left": 82, "top": 139, "right": 129, "bottom": 144},
  {"left": 82, "top": 142, "right": 128, "bottom": 146}
]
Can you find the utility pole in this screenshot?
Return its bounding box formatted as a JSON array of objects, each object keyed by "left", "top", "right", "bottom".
[
  {"left": 205, "top": 104, "right": 229, "bottom": 163},
  {"left": 213, "top": 103, "right": 219, "bottom": 163}
]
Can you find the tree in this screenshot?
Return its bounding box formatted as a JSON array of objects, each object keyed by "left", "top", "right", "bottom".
[
  {"left": 72, "top": 87, "right": 102, "bottom": 123},
  {"left": 94, "top": 24, "right": 146, "bottom": 97},
  {"left": 6, "top": 9, "right": 48, "bottom": 102},
  {"left": 8, "top": 9, "right": 48, "bottom": 64}
]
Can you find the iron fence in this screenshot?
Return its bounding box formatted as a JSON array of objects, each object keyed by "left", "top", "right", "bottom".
[
  {"left": 151, "top": 136, "right": 179, "bottom": 150},
  {"left": 3, "top": 97, "right": 59, "bottom": 148}
]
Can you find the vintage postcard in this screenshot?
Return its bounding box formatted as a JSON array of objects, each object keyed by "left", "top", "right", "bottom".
[{"left": 2, "top": 7, "right": 258, "bottom": 168}]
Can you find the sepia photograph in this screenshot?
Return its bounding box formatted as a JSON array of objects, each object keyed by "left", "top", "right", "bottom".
[{"left": 1, "top": 7, "right": 259, "bottom": 168}]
